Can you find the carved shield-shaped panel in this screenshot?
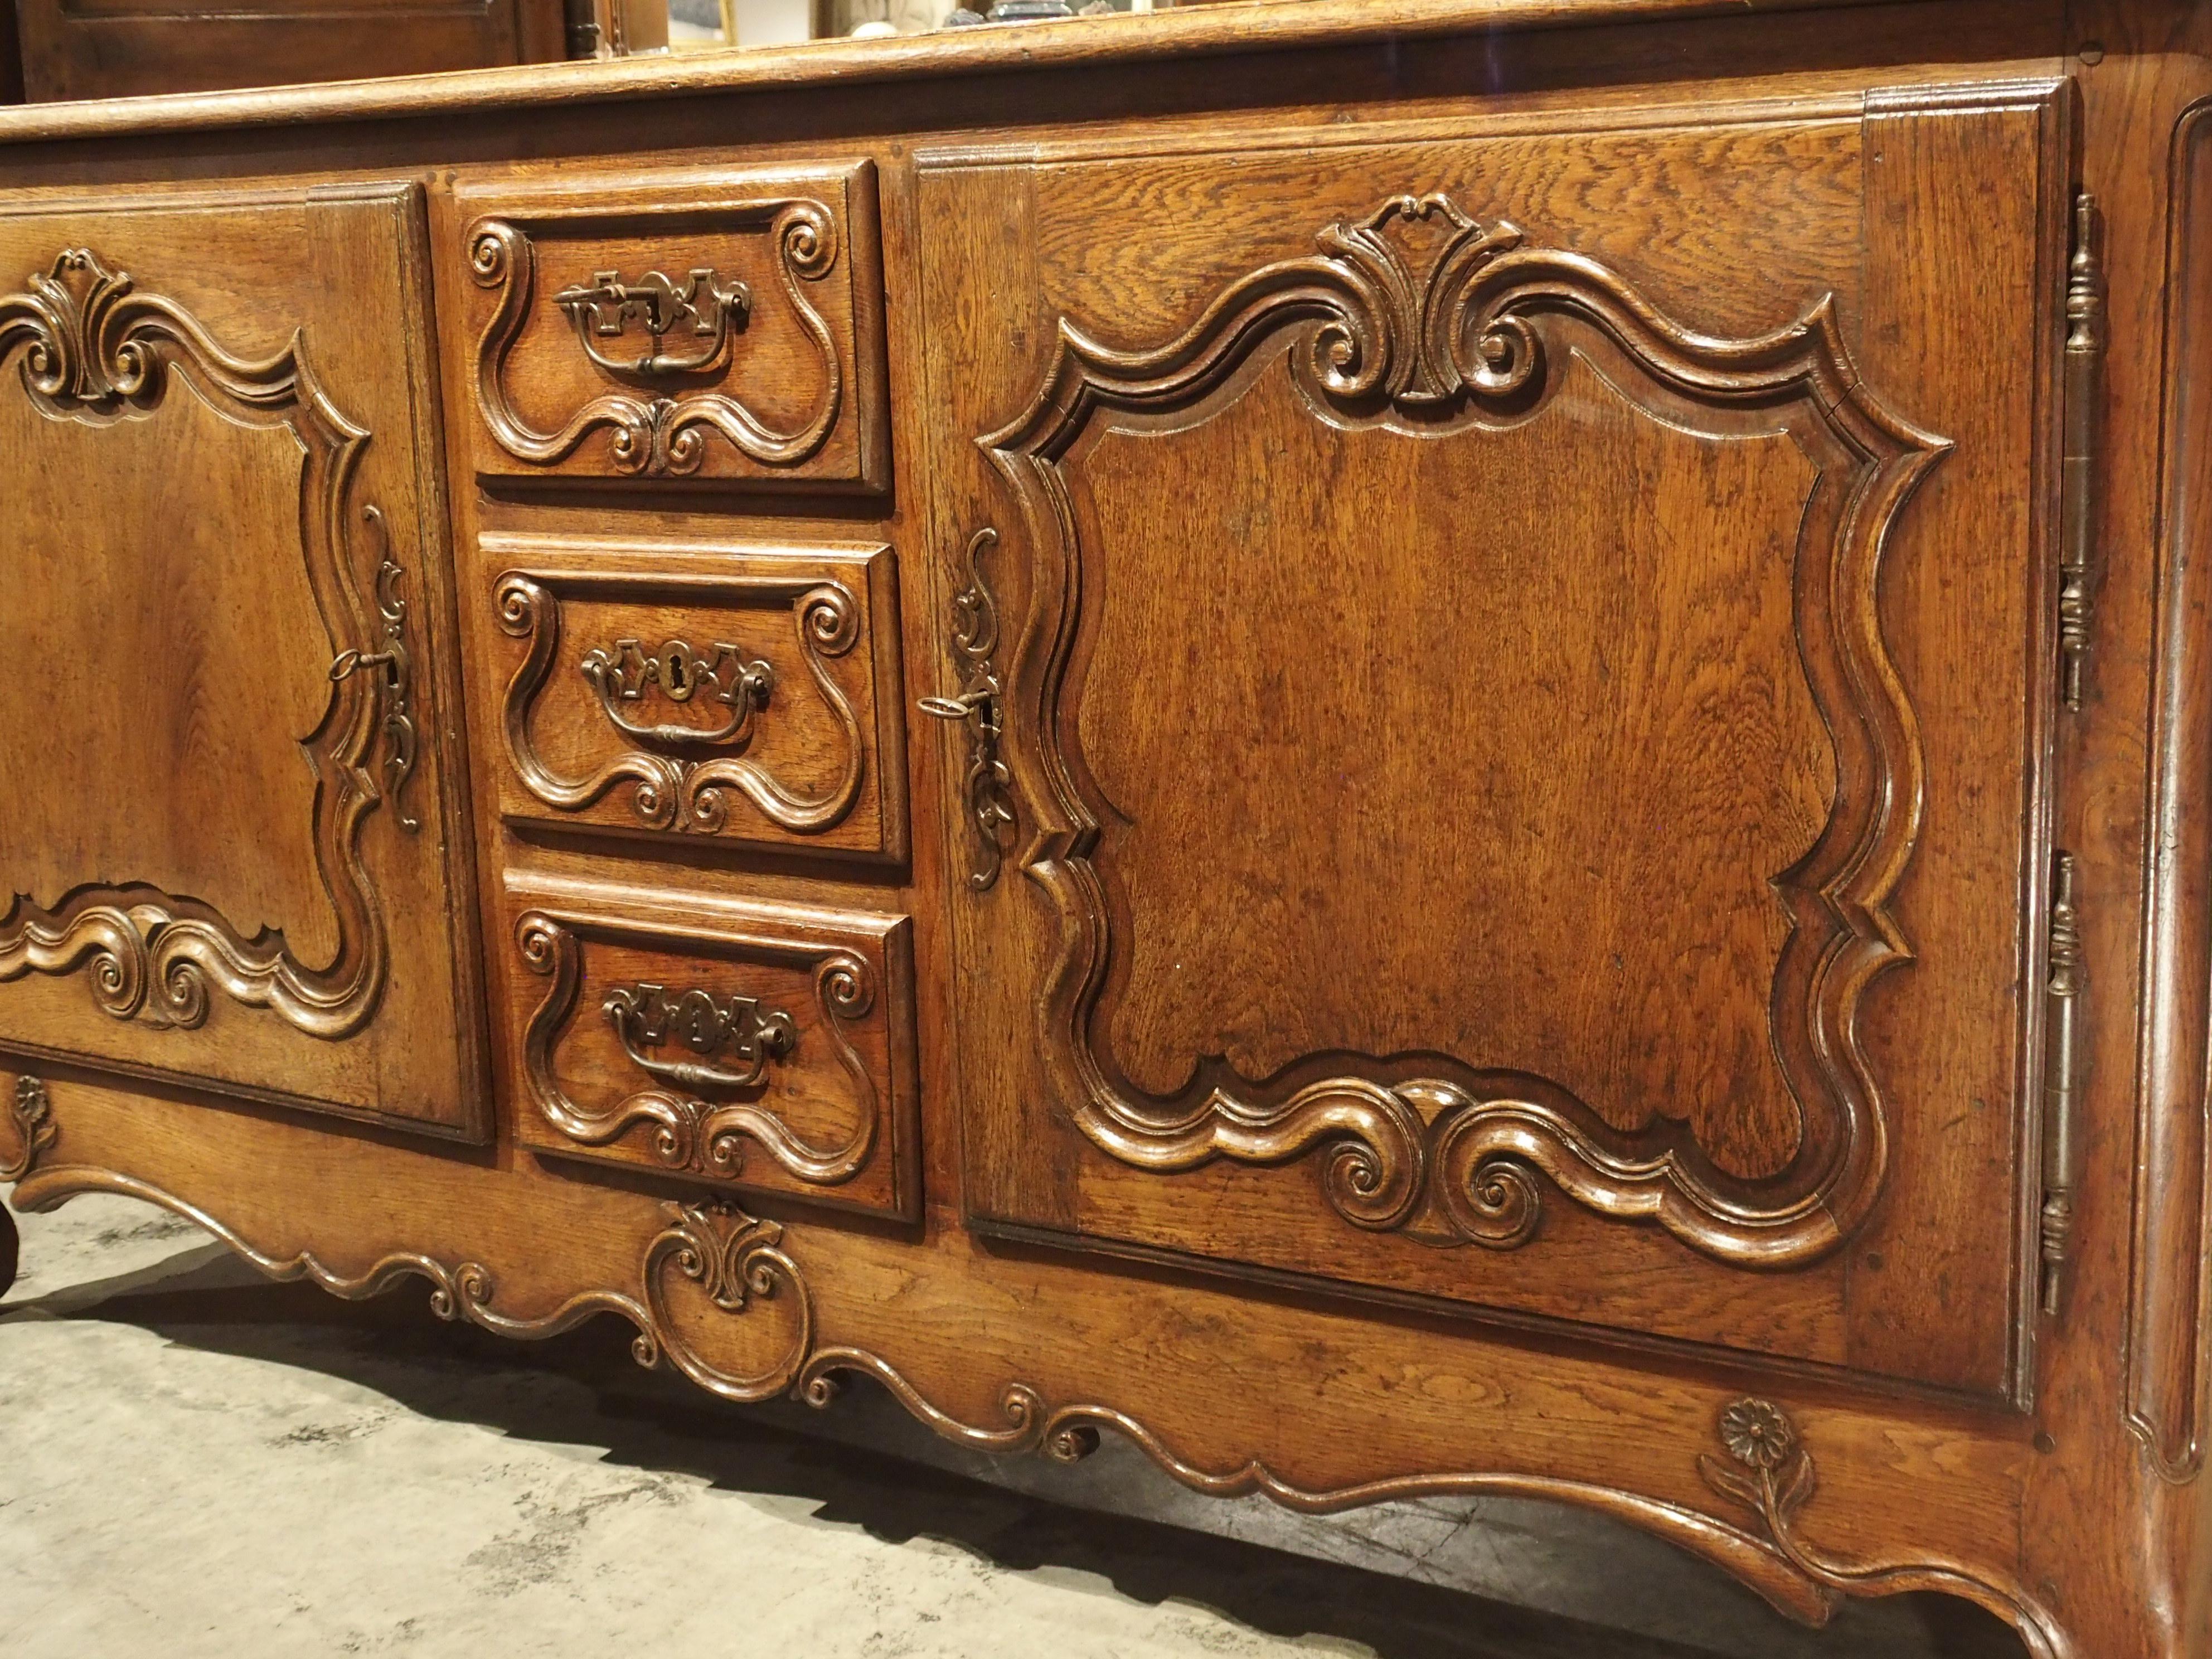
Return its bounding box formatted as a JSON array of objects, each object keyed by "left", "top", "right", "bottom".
[{"left": 919, "top": 83, "right": 2073, "bottom": 1399}]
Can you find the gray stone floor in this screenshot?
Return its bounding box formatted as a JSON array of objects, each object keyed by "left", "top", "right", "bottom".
[{"left": 0, "top": 1193, "right": 2025, "bottom": 1658}]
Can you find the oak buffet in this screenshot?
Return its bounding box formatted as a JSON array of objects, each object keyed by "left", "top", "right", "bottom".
[{"left": 0, "top": 2, "right": 2204, "bottom": 1652}]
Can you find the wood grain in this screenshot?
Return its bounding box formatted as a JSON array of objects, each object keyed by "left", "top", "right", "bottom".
[
  {"left": 7, "top": 5, "right": 2212, "bottom": 1656},
  {"left": 923, "top": 92, "right": 2057, "bottom": 1397},
  {"left": 504, "top": 871, "right": 920, "bottom": 1220},
  {"left": 481, "top": 534, "right": 907, "bottom": 861},
  {"left": 0, "top": 184, "right": 489, "bottom": 1138},
  {"left": 455, "top": 162, "right": 888, "bottom": 491}
]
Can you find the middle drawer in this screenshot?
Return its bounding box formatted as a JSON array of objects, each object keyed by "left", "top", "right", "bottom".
[{"left": 482, "top": 532, "right": 906, "bottom": 861}]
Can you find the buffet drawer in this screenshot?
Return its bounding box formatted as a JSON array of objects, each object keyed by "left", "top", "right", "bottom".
[
  {"left": 482, "top": 533, "right": 906, "bottom": 861},
  {"left": 454, "top": 161, "right": 887, "bottom": 489},
  {"left": 505, "top": 876, "right": 918, "bottom": 1220}
]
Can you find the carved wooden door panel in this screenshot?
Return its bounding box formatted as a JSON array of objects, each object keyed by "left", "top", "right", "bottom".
[
  {"left": 0, "top": 185, "right": 488, "bottom": 1138},
  {"left": 918, "top": 82, "right": 2074, "bottom": 1400}
]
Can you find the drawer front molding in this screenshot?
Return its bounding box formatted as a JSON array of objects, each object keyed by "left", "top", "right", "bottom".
[
  {"left": 469, "top": 207, "right": 840, "bottom": 478},
  {"left": 482, "top": 536, "right": 904, "bottom": 860},
  {"left": 982, "top": 192, "right": 1948, "bottom": 1267},
  {"left": 517, "top": 910, "right": 880, "bottom": 1185},
  {"left": 0, "top": 245, "right": 410, "bottom": 1038},
  {"left": 454, "top": 163, "right": 887, "bottom": 489},
  {"left": 506, "top": 885, "right": 918, "bottom": 1218},
  {"left": 497, "top": 571, "right": 866, "bottom": 840}
]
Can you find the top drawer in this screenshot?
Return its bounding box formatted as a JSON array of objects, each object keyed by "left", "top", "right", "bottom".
[{"left": 455, "top": 161, "right": 888, "bottom": 490}]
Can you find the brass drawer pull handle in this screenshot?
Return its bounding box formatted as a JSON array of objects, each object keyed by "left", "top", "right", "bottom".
[
  {"left": 555, "top": 266, "right": 751, "bottom": 378},
  {"left": 922, "top": 528, "right": 1016, "bottom": 891},
  {"left": 604, "top": 982, "right": 798, "bottom": 1095},
  {"left": 582, "top": 637, "right": 775, "bottom": 750}
]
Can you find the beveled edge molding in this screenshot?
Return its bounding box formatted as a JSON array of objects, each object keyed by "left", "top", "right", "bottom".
[
  {"left": 494, "top": 569, "right": 868, "bottom": 841},
  {"left": 0, "top": 247, "right": 409, "bottom": 1039},
  {"left": 982, "top": 191, "right": 1948, "bottom": 1268},
  {"left": 515, "top": 908, "right": 880, "bottom": 1188},
  {"left": 2130, "top": 95, "right": 2212, "bottom": 1483},
  {"left": 466, "top": 203, "right": 842, "bottom": 479},
  {"left": 3, "top": 1160, "right": 2068, "bottom": 1653}
]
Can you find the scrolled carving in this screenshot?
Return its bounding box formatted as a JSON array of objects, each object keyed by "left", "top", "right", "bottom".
[
  {"left": 469, "top": 205, "right": 842, "bottom": 477},
  {"left": 517, "top": 911, "right": 877, "bottom": 1186},
  {"left": 1, "top": 1075, "right": 56, "bottom": 1182},
  {"left": 985, "top": 192, "right": 1947, "bottom": 1267},
  {"left": 8, "top": 1162, "right": 2071, "bottom": 1654},
  {"left": 497, "top": 571, "right": 865, "bottom": 840},
  {"left": 642, "top": 1199, "right": 813, "bottom": 1401},
  {"left": 0, "top": 248, "right": 410, "bottom": 1037}
]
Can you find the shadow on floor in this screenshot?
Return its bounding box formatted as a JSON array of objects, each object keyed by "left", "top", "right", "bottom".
[{"left": 11, "top": 1248, "right": 2027, "bottom": 1659}]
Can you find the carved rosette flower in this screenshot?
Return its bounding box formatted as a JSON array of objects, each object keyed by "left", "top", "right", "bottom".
[
  {"left": 1719, "top": 1398, "right": 1797, "bottom": 1471},
  {"left": 1698, "top": 1396, "right": 1816, "bottom": 1533},
  {"left": 2, "top": 1075, "right": 57, "bottom": 1183}
]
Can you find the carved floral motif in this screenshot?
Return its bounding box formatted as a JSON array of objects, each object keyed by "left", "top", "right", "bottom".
[
  {"left": 982, "top": 193, "right": 1948, "bottom": 1267},
  {"left": 1, "top": 1076, "right": 55, "bottom": 1183},
  {"left": 0, "top": 248, "right": 412, "bottom": 1037},
  {"left": 2, "top": 1158, "right": 2072, "bottom": 1655},
  {"left": 1696, "top": 1398, "right": 2058, "bottom": 1648}
]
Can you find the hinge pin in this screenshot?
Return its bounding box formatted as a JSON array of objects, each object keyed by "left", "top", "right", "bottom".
[{"left": 2059, "top": 193, "right": 2104, "bottom": 712}]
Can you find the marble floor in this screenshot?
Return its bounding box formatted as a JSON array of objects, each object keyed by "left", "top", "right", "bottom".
[{"left": 0, "top": 1193, "right": 2026, "bottom": 1659}]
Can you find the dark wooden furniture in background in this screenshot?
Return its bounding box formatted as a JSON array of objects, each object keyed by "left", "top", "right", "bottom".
[
  {"left": 9, "top": 0, "right": 570, "bottom": 102},
  {"left": 1, "top": 0, "right": 23, "bottom": 101},
  {"left": 0, "top": 3, "right": 2203, "bottom": 1653}
]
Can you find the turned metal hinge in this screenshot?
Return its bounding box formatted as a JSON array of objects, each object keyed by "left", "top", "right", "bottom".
[
  {"left": 2040, "top": 850, "right": 2084, "bottom": 1317},
  {"left": 2059, "top": 192, "right": 2105, "bottom": 711}
]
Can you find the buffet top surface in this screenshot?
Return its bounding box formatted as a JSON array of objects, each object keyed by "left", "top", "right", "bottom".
[{"left": 0, "top": 0, "right": 1928, "bottom": 145}]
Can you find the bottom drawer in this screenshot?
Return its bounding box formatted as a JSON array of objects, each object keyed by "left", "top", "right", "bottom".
[{"left": 503, "top": 875, "right": 917, "bottom": 1220}]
